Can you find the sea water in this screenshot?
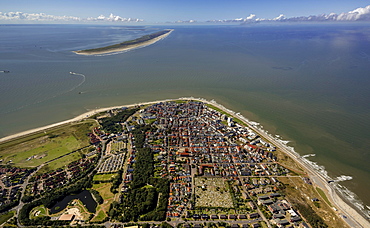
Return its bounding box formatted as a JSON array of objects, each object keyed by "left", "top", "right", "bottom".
[{"left": 0, "top": 23, "right": 369, "bottom": 218}]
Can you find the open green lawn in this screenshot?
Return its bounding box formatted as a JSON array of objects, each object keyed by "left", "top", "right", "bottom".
[
  {"left": 0, "top": 121, "right": 96, "bottom": 168},
  {"left": 206, "top": 104, "right": 245, "bottom": 126},
  {"left": 316, "top": 187, "right": 332, "bottom": 207},
  {"left": 91, "top": 209, "right": 106, "bottom": 222},
  {"left": 91, "top": 182, "right": 115, "bottom": 221},
  {"left": 36, "top": 152, "right": 82, "bottom": 174},
  {"left": 0, "top": 210, "right": 14, "bottom": 225},
  {"left": 30, "top": 205, "right": 48, "bottom": 219},
  {"left": 145, "top": 118, "right": 156, "bottom": 125},
  {"left": 111, "top": 141, "right": 125, "bottom": 153},
  {"left": 92, "top": 183, "right": 114, "bottom": 200},
  {"left": 173, "top": 100, "right": 187, "bottom": 103},
  {"left": 93, "top": 173, "right": 118, "bottom": 182},
  {"left": 4, "top": 135, "right": 78, "bottom": 167}
]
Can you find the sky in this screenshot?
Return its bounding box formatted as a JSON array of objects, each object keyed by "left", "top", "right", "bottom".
[{"left": 1, "top": 0, "right": 370, "bottom": 23}]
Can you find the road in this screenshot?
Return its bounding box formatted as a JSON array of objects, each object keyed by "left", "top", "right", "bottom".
[
  {"left": 5, "top": 97, "right": 370, "bottom": 227},
  {"left": 201, "top": 98, "right": 370, "bottom": 228},
  {"left": 14, "top": 164, "right": 44, "bottom": 227}
]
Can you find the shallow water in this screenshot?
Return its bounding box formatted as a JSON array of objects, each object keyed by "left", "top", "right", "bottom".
[{"left": 0, "top": 23, "right": 369, "bottom": 217}]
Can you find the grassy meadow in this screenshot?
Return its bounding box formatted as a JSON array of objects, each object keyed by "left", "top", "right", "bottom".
[{"left": 0, "top": 120, "right": 97, "bottom": 168}]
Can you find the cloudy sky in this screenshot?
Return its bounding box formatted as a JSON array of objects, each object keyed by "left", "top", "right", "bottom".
[{"left": 1, "top": 0, "right": 370, "bottom": 23}]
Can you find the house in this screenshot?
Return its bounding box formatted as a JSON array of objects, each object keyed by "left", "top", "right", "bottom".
[
  {"left": 219, "top": 214, "right": 227, "bottom": 219},
  {"left": 229, "top": 215, "right": 237, "bottom": 220},
  {"left": 59, "top": 214, "right": 75, "bottom": 221},
  {"left": 249, "top": 201, "right": 257, "bottom": 209},
  {"left": 201, "top": 214, "right": 209, "bottom": 220},
  {"left": 262, "top": 199, "right": 274, "bottom": 205},
  {"left": 238, "top": 214, "right": 247, "bottom": 219},
  {"left": 276, "top": 219, "right": 289, "bottom": 226},
  {"left": 290, "top": 216, "right": 301, "bottom": 222},
  {"left": 288, "top": 209, "right": 298, "bottom": 217},
  {"left": 270, "top": 193, "right": 280, "bottom": 198},
  {"left": 273, "top": 214, "right": 285, "bottom": 219},
  {"left": 249, "top": 213, "right": 259, "bottom": 219}
]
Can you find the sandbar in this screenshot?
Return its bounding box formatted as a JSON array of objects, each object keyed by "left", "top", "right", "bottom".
[{"left": 73, "top": 29, "right": 173, "bottom": 56}]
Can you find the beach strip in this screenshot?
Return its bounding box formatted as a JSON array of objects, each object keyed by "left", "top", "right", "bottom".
[
  {"left": 73, "top": 29, "right": 173, "bottom": 56},
  {"left": 0, "top": 97, "right": 368, "bottom": 228}
]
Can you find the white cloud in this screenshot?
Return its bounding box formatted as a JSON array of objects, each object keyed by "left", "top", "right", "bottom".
[
  {"left": 245, "top": 14, "right": 256, "bottom": 21},
  {"left": 273, "top": 14, "right": 285, "bottom": 21},
  {"left": 0, "top": 12, "right": 81, "bottom": 21},
  {"left": 336, "top": 5, "right": 370, "bottom": 21},
  {"left": 279, "top": 5, "right": 370, "bottom": 22},
  {"left": 231, "top": 4, "right": 370, "bottom": 24},
  {"left": 0, "top": 12, "right": 143, "bottom": 23}
]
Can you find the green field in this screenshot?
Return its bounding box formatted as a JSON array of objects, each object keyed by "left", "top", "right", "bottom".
[
  {"left": 145, "top": 118, "right": 156, "bottom": 125},
  {"left": 91, "top": 182, "right": 115, "bottom": 222},
  {"left": 37, "top": 152, "right": 83, "bottom": 174},
  {"left": 92, "top": 183, "right": 115, "bottom": 200},
  {"left": 30, "top": 205, "right": 48, "bottom": 219},
  {"left": 316, "top": 187, "right": 332, "bottom": 207},
  {"left": 93, "top": 173, "right": 118, "bottom": 182},
  {"left": 91, "top": 209, "right": 107, "bottom": 222},
  {"left": 0, "top": 121, "right": 96, "bottom": 168},
  {"left": 111, "top": 141, "right": 125, "bottom": 153},
  {"left": 0, "top": 210, "right": 15, "bottom": 225}
]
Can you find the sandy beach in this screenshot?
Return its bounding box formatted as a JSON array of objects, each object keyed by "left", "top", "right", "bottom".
[
  {"left": 199, "top": 98, "right": 370, "bottom": 228},
  {"left": 0, "top": 99, "right": 175, "bottom": 143},
  {"left": 73, "top": 29, "right": 173, "bottom": 56},
  {"left": 0, "top": 97, "right": 368, "bottom": 227}
]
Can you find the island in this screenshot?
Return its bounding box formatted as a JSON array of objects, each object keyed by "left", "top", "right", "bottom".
[
  {"left": 0, "top": 98, "right": 368, "bottom": 228},
  {"left": 73, "top": 29, "right": 173, "bottom": 55}
]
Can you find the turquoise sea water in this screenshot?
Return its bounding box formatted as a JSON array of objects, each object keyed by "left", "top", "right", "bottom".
[{"left": 0, "top": 23, "right": 369, "bottom": 218}]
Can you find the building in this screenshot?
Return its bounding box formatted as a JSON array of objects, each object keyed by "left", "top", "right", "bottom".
[{"left": 58, "top": 214, "right": 75, "bottom": 221}]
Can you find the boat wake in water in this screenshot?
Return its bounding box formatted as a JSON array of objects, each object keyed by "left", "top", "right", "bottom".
[{"left": 0, "top": 72, "right": 86, "bottom": 115}]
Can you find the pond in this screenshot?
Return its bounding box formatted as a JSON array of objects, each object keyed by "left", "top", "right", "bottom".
[{"left": 49, "top": 190, "right": 97, "bottom": 214}]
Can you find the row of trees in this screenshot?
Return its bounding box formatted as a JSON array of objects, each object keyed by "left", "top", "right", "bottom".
[
  {"left": 0, "top": 198, "right": 19, "bottom": 213},
  {"left": 22, "top": 157, "right": 98, "bottom": 204},
  {"left": 19, "top": 175, "right": 94, "bottom": 226},
  {"left": 292, "top": 201, "right": 328, "bottom": 228},
  {"left": 111, "top": 169, "right": 123, "bottom": 193},
  {"left": 141, "top": 177, "right": 170, "bottom": 221},
  {"left": 90, "top": 189, "right": 104, "bottom": 204},
  {"left": 121, "top": 187, "right": 158, "bottom": 221},
  {"left": 100, "top": 108, "right": 138, "bottom": 134},
  {"left": 109, "top": 124, "right": 169, "bottom": 222},
  {"left": 131, "top": 147, "right": 154, "bottom": 189}
]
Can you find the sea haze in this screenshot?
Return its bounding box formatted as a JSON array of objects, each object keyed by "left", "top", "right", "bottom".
[{"left": 0, "top": 23, "right": 369, "bottom": 218}]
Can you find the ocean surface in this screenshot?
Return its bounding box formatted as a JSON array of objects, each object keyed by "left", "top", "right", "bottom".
[{"left": 0, "top": 23, "right": 369, "bottom": 218}]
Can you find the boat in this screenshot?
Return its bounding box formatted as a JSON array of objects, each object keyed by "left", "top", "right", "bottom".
[{"left": 1, "top": 70, "right": 10, "bottom": 73}]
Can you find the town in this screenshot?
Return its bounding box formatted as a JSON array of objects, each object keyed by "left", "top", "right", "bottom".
[{"left": 0, "top": 100, "right": 342, "bottom": 228}]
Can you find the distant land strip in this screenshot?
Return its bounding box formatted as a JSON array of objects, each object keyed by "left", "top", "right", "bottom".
[{"left": 73, "top": 29, "right": 173, "bottom": 55}]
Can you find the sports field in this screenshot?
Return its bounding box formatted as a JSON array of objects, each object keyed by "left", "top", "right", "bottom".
[
  {"left": 93, "top": 173, "right": 118, "bottom": 182},
  {"left": 0, "top": 121, "right": 96, "bottom": 168}
]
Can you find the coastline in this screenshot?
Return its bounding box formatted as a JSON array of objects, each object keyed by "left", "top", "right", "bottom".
[
  {"left": 0, "top": 97, "right": 369, "bottom": 227},
  {"left": 73, "top": 29, "right": 173, "bottom": 56}
]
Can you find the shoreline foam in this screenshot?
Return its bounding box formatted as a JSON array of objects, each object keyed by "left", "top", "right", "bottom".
[
  {"left": 0, "top": 97, "right": 369, "bottom": 227},
  {"left": 73, "top": 29, "right": 173, "bottom": 56}
]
